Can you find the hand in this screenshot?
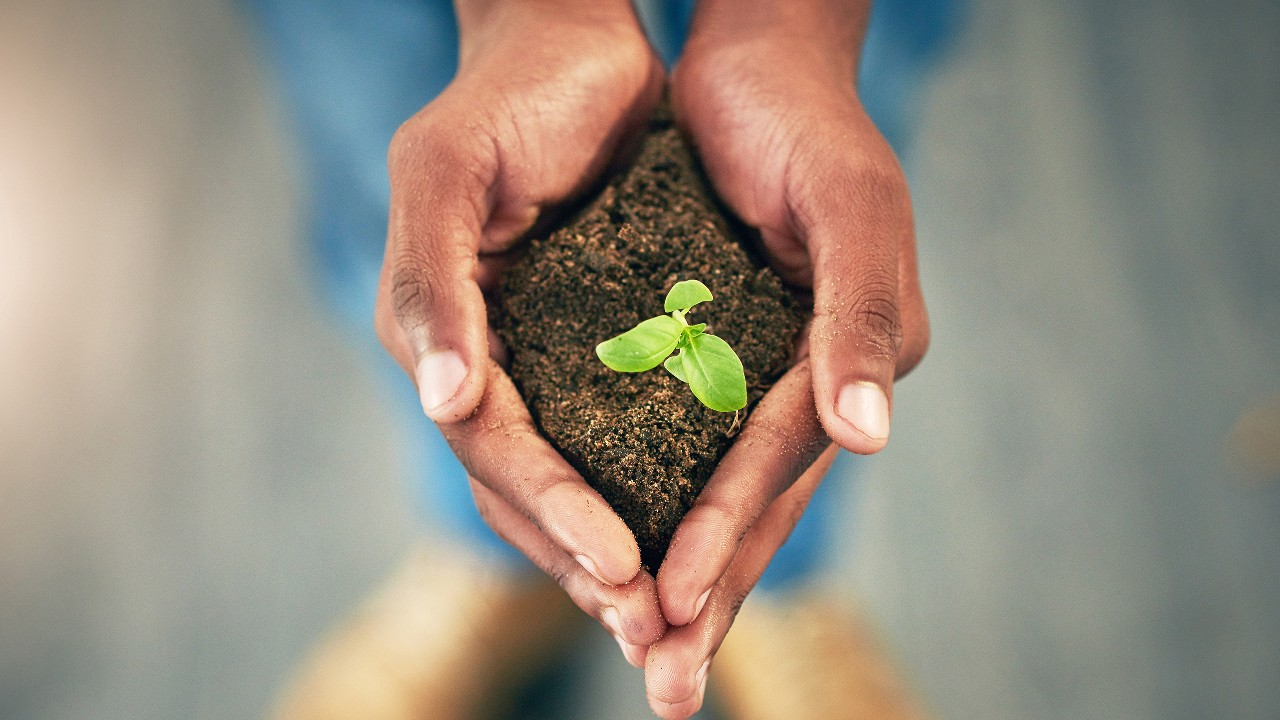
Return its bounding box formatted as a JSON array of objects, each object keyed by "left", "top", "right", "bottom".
[
  {"left": 373, "top": 0, "right": 667, "bottom": 655},
  {"left": 644, "top": 3, "right": 930, "bottom": 716}
]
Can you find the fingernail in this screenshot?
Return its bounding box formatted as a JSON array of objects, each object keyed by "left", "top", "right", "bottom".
[
  {"left": 692, "top": 588, "right": 711, "bottom": 621},
  {"left": 836, "top": 382, "right": 890, "bottom": 441},
  {"left": 601, "top": 606, "right": 625, "bottom": 638},
  {"left": 575, "top": 554, "right": 610, "bottom": 585},
  {"left": 416, "top": 350, "right": 467, "bottom": 416},
  {"left": 649, "top": 698, "right": 682, "bottom": 717},
  {"left": 613, "top": 634, "right": 647, "bottom": 668},
  {"left": 695, "top": 659, "right": 710, "bottom": 696}
]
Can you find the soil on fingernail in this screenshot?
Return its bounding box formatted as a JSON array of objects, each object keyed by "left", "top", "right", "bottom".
[{"left": 493, "top": 108, "right": 804, "bottom": 571}]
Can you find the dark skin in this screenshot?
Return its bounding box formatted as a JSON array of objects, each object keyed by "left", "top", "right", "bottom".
[{"left": 374, "top": 1, "right": 927, "bottom": 717}]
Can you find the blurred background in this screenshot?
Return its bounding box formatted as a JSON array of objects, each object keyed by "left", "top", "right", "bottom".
[{"left": 1, "top": 1, "right": 1277, "bottom": 719}]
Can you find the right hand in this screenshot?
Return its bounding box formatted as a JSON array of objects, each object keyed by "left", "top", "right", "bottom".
[
  {"left": 640, "top": 2, "right": 931, "bottom": 715},
  {"left": 374, "top": 0, "right": 666, "bottom": 658}
]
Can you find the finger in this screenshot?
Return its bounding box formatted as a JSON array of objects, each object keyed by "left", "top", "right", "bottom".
[
  {"left": 645, "top": 446, "right": 837, "bottom": 718},
  {"left": 648, "top": 677, "right": 707, "bottom": 720},
  {"left": 377, "top": 121, "right": 497, "bottom": 424},
  {"left": 439, "top": 361, "right": 642, "bottom": 586},
  {"left": 469, "top": 478, "right": 667, "bottom": 659},
  {"left": 656, "top": 361, "right": 830, "bottom": 626},
  {"left": 798, "top": 141, "right": 911, "bottom": 454}
]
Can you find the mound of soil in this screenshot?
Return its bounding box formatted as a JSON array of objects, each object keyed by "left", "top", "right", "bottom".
[{"left": 494, "top": 110, "right": 804, "bottom": 570}]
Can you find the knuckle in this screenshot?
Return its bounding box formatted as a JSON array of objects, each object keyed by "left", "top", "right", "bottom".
[
  {"left": 387, "top": 117, "right": 438, "bottom": 176},
  {"left": 387, "top": 120, "right": 418, "bottom": 170},
  {"left": 524, "top": 471, "right": 577, "bottom": 517},
  {"left": 838, "top": 161, "right": 908, "bottom": 220},
  {"left": 810, "top": 153, "right": 908, "bottom": 223},
  {"left": 857, "top": 156, "right": 908, "bottom": 195},
  {"left": 387, "top": 240, "right": 470, "bottom": 332},
  {"left": 816, "top": 280, "right": 904, "bottom": 360},
  {"left": 848, "top": 283, "right": 904, "bottom": 359},
  {"left": 692, "top": 502, "right": 746, "bottom": 547},
  {"left": 552, "top": 556, "right": 595, "bottom": 604},
  {"left": 387, "top": 262, "right": 438, "bottom": 332},
  {"left": 550, "top": 564, "right": 574, "bottom": 591},
  {"left": 388, "top": 114, "right": 472, "bottom": 182}
]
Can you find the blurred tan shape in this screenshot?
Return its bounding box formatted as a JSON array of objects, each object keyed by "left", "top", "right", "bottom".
[
  {"left": 713, "top": 594, "right": 928, "bottom": 720},
  {"left": 272, "top": 546, "right": 927, "bottom": 720},
  {"left": 1224, "top": 393, "right": 1280, "bottom": 486},
  {"left": 270, "top": 545, "right": 579, "bottom": 720}
]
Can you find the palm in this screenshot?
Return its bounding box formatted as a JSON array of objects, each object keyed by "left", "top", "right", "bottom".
[
  {"left": 379, "top": 19, "right": 662, "bottom": 368},
  {"left": 673, "top": 49, "right": 907, "bottom": 289},
  {"left": 435, "top": 26, "right": 662, "bottom": 260}
]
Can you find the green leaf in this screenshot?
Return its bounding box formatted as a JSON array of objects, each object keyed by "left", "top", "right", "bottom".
[
  {"left": 596, "top": 315, "right": 683, "bottom": 372},
  {"left": 686, "top": 323, "right": 707, "bottom": 336},
  {"left": 664, "top": 280, "right": 714, "bottom": 313},
  {"left": 664, "top": 352, "right": 688, "bottom": 382},
  {"left": 681, "top": 333, "right": 747, "bottom": 412}
]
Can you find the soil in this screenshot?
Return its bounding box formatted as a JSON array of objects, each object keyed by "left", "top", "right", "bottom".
[{"left": 494, "top": 110, "right": 805, "bottom": 571}]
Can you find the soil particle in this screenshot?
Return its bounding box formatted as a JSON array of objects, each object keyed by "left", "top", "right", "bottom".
[{"left": 494, "top": 113, "right": 805, "bottom": 570}]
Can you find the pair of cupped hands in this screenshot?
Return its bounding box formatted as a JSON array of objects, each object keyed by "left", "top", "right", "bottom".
[{"left": 373, "top": 1, "right": 927, "bottom": 717}]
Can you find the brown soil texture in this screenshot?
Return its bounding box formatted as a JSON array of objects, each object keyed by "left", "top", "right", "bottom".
[{"left": 494, "top": 113, "right": 805, "bottom": 571}]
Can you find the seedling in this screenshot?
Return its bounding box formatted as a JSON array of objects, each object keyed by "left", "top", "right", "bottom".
[{"left": 596, "top": 280, "right": 747, "bottom": 413}]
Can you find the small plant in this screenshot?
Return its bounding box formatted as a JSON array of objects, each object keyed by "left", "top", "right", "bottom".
[{"left": 596, "top": 280, "right": 747, "bottom": 413}]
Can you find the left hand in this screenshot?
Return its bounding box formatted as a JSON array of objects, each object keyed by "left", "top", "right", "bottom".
[
  {"left": 641, "top": 3, "right": 930, "bottom": 716},
  {"left": 373, "top": 0, "right": 669, "bottom": 662}
]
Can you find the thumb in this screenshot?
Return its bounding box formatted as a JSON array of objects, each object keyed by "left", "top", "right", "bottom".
[
  {"left": 375, "top": 128, "right": 493, "bottom": 424},
  {"left": 801, "top": 161, "right": 909, "bottom": 454}
]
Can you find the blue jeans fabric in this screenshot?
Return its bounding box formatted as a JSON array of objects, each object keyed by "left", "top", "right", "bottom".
[{"left": 241, "top": 0, "right": 960, "bottom": 589}]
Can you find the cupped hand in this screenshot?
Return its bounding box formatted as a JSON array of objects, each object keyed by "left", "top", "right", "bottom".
[
  {"left": 373, "top": 0, "right": 666, "bottom": 654},
  {"left": 645, "top": 5, "right": 930, "bottom": 716}
]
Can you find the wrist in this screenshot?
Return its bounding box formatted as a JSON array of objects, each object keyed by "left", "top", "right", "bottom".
[
  {"left": 682, "top": 0, "right": 869, "bottom": 81},
  {"left": 455, "top": 0, "right": 647, "bottom": 71},
  {"left": 456, "top": 0, "right": 641, "bottom": 41}
]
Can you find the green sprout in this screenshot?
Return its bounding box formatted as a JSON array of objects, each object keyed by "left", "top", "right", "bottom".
[{"left": 595, "top": 280, "right": 747, "bottom": 413}]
